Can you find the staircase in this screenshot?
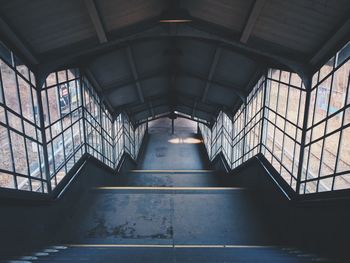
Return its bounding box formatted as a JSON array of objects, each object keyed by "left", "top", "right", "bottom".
[
  {"left": 1, "top": 119, "right": 339, "bottom": 262},
  {"left": 3, "top": 170, "right": 334, "bottom": 262}
]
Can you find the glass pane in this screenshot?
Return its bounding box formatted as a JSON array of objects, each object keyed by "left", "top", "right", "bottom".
[
  {"left": 0, "top": 172, "right": 15, "bottom": 189},
  {"left": 305, "top": 181, "right": 317, "bottom": 194},
  {"left": 7, "top": 111, "right": 22, "bottom": 132},
  {"left": 10, "top": 131, "right": 28, "bottom": 175},
  {"left": 320, "top": 132, "right": 339, "bottom": 176},
  {"left": 57, "top": 70, "right": 67, "bottom": 84},
  {"left": 31, "top": 179, "right": 42, "bottom": 192},
  {"left": 1, "top": 60, "right": 20, "bottom": 113},
  {"left": 290, "top": 73, "right": 302, "bottom": 88},
  {"left": 337, "top": 127, "right": 350, "bottom": 173},
  {"left": 334, "top": 174, "right": 350, "bottom": 190},
  {"left": 308, "top": 142, "right": 322, "bottom": 179},
  {"left": 64, "top": 127, "right": 73, "bottom": 157},
  {"left": 317, "top": 177, "right": 333, "bottom": 192},
  {"left": 286, "top": 88, "right": 300, "bottom": 125},
  {"left": 0, "top": 105, "right": 5, "bottom": 124},
  {"left": 24, "top": 120, "right": 36, "bottom": 140},
  {"left": 53, "top": 134, "right": 65, "bottom": 171},
  {"left": 18, "top": 75, "right": 34, "bottom": 122},
  {"left": 0, "top": 125, "right": 13, "bottom": 171},
  {"left": 46, "top": 72, "right": 57, "bottom": 87},
  {"left": 329, "top": 61, "right": 349, "bottom": 114},
  {"left": 268, "top": 81, "right": 279, "bottom": 111},
  {"left": 26, "top": 139, "right": 40, "bottom": 178},
  {"left": 319, "top": 56, "right": 334, "bottom": 81},
  {"left": 314, "top": 76, "right": 332, "bottom": 124},
  {"left": 15, "top": 176, "right": 32, "bottom": 191},
  {"left": 47, "top": 87, "right": 60, "bottom": 123},
  {"left": 280, "top": 71, "right": 290, "bottom": 84}
]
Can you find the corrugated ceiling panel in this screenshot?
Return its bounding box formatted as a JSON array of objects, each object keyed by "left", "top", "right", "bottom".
[
  {"left": 252, "top": 0, "right": 350, "bottom": 54},
  {"left": 0, "top": 0, "right": 96, "bottom": 53},
  {"left": 183, "top": 0, "right": 254, "bottom": 33},
  {"left": 96, "top": 0, "right": 166, "bottom": 32}
]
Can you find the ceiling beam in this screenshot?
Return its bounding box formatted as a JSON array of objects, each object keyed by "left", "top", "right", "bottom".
[
  {"left": 240, "top": 0, "right": 267, "bottom": 43},
  {"left": 310, "top": 16, "right": 350, "bottom": 67},
  {"left": 202, "top": 46, "right": 222, "bottom": 102},
  {"left": 84, "top": 0, "right": 108, "bottom": 43},
  {"left": 126, "top": 45, "right": 145, "bottom": 103},
  {"left": 0, "top": 16, "right": 38, "bottom": 65}
]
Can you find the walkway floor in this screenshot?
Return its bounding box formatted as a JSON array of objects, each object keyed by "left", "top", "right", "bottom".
[
  {"left": 137, "top": 117, "right": 208, "bottom": 170},
  {"left": 50, "top": 118, "right": 328, "bottom": 262}
]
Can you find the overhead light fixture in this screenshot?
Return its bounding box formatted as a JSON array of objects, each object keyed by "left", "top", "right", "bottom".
[{"left": 159, "top": 7, "right": 192, "bottom": 23}]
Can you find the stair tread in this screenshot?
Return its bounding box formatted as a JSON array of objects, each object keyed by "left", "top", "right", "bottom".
[{"left": 11, "top": 246, "right": 329, "bottom": 263}]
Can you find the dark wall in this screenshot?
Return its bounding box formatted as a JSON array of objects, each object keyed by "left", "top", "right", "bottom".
[
  {"left": 0, "top": 157, "right": 122, "bottom": 258},
  {"left": 230, "top": 155, "right": 350, "bottom": 261}
]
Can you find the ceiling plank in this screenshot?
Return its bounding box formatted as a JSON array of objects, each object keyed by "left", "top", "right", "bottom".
[
  {"left": 0, "top": 16, "right": 38, "bottom": 65},
  {"left": 202, "top": 46, "right": 222, "bottom": 102},
  {"left": 126, "top": 45, "right": 145, "bottom": 103},
  {"left": 84, "top": 0, "right": 108, "bottom": 44},
  {"left": 240, "top": 0, "right": 267, "bottom": 43},
  {"left": 310, "top": 17, "right": 350, "bottom": 66}
]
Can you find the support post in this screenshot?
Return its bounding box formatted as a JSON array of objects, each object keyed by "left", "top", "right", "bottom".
[{"left": 171, "top": 118, "right": 175, "bottom": 135}]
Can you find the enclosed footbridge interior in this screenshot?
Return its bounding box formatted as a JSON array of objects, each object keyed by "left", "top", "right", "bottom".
[{"left": 0, "top": 0, "right": 350, "bottom": 262}]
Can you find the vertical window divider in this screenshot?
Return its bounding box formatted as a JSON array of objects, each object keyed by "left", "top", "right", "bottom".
[
  {"left": 296, "top": 77, "right": 312, "bottom": 194},
  {"left": 36, "top": 76, "right": 52, "bottom": 193},
  {"left": 112, "top": 114, "right": 116, "bottom": 169},
  {"left": 242, "top": 98, "right": 248, "bottom": 157},
  {"left": 260, "top": 71, "right": 268, "bottom": 154},
  {"left": 80, "top": 74, "right": 87, "bottom": 154},
  {"left": 0, "top": 69, "right": 17, "bottom": 189},
  {"left": 100, "top": 104, "right": 105, "bottom": 163}
]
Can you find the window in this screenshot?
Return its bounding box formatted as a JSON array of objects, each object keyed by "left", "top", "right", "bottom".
[
  {"left": 0, "top": 44, "right": 147, "bottom": 194},
  {"left": 0, "top": 43, "right": 46, "bottom": 192},
  {"left": 41, "top": 69, "right": 84, "bottom": 189},
  {"left": 199, "top": 42, "right": 350, "bottom": 196},
  {"left": 301, "top": 43, "right": 350, "bottom": 194},
  {"left": 262, "top": 69, "right": 305, "bottom": 190}
]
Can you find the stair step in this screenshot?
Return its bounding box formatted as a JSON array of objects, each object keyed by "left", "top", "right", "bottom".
[
  {"left": 11, "top": 245, "right": 330, "bottom": 263},
  {"left": 113, "top": 171, "right": 238, "bottom": 187},
  {"left": 91, "top": 186, "right": 247, "bottom": 194},
  {"left": 129, "top": 170, "right": 215, "bottom": 173}
]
